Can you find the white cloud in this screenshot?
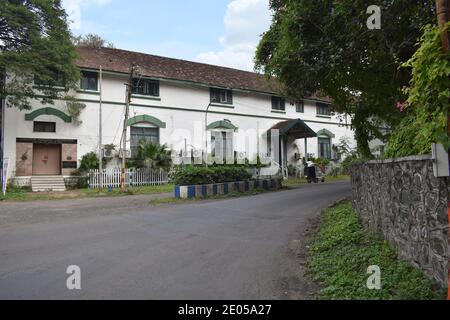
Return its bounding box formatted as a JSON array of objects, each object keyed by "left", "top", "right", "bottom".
[
  {"left": 196, "top": 0, "right": 271, "bottom": 71},
  {"left": 62, "top": 0, "right": 112, "bottom": 30}
]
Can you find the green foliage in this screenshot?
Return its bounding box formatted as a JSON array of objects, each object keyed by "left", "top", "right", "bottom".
[
  {"left": 72, "top": 33, "right": 115, "bottom": 48},
  {"left": 0, "top": 185, "right": 31, "bottom": 201},
  {"left": 64, "top": 95, "right": 86, "bottom": 125},
  {"left": 332, "top": 136, "right": 350, "bottom": 157},
  {"left": 385, "top": 23, "right": 450, "bottom": 157},
  {"left": 309, "top": 157, "right": 330, "bottom": 173},
  {"left": 307, "top": 202, "right": 446, "bottom": 299},
  {"left": 133, "top": 142, "right": 172, "bottom": 169},
  {"left": 78, "top": 152, "right": 100, "bottom": 171},
  {"left": 170, "top": 166, "right": 253, "bottom": 186},
  {"left": 255, "top": 0, "right": 436, "bottom": 158},
  {"left": 0, "top": 0, "right": 80, "bottom": 110}
]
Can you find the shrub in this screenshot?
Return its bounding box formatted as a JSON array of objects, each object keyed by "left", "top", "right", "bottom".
[
  {"left": 170, "top": 165, "right": 252, "bottom": 186},
  {"left": 385, "top": 24, "right": 450, "bottom": 157},
  {"left": 309, "top": 157, "right": 330, "bottom": 173},
  {"left": 79, "top": 152, "right": 100, "bottom": 171},
  {"left": 133, "top": 142, "right": 172, "bottom": 169}
]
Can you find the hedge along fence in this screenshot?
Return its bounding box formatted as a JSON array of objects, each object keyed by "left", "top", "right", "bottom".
[
  {"left": 171, "top": 165, "right": 282, "bottom": 199},
  {"left": 170, "top": 166, "right": 254, "bottom": 186},
  {"left": 348, "top": 155, "right": 449, "bottom": 287}
]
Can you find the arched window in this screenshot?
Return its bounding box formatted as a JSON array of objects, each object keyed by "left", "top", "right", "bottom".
[
  {"left": 127, "top": 115, "right": 166, "bottom": 158},
  {"left": 317, "top": 129, "right": 335, "bottom": 160},
  {"left": 207, "top": 120, "right": 237, "bottom": 164}
]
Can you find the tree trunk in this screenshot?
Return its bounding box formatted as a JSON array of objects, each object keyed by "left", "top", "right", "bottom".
[
  {"left": 353, "top": 111, "right": 373, "bottom": 159},
  {"left": 436, "top": 0, "right": 450, "bottom": 53}
]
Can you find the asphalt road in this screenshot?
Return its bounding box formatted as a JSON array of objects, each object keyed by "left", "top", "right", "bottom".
[{"left": 0, "top": 182, "right": 350, "bottom": 300}]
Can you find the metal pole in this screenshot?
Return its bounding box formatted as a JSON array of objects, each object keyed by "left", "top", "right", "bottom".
[
  {"left": 204, "top": 102, "right": 212, "bottom": 167},
  {"left": 98, "top": 66, "right": 103, "bottom": 190},
  {"left": 120, "top": 64, "right": 136, "bottom": 191},
  {"left": 0, "top": 71, "right": 5, "bottom": 192},
  {"left": 304, "top": 138, "right": 308, "bottom": 162}
]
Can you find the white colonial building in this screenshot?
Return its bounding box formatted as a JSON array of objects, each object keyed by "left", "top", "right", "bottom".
[{"left": 0, "top": 47, "right": 356, "bottom": 186}]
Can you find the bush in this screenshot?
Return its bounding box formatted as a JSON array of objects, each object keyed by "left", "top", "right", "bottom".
[
  {"left": 79, "top": 152, "right": 100, "bottom": 171},
  {"left": 385, "top": 24, "right": 450, "bottom": 157},
  {"left": 170, "top": 165, "right": 253, "bottom": 186}
]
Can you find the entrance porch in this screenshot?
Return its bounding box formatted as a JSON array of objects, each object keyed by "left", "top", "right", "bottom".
[{"left": 266, "top": 119, "right": 317, "bottom": 179}]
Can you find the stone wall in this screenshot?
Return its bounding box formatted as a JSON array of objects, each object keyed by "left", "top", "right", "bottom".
[{"left": 349, "top": 155, "right": 449, "bottom": 287}]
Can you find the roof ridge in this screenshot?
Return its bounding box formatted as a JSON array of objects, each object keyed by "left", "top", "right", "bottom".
[{"left": 85, "top": 46, "right": 265, "bottom": 76}]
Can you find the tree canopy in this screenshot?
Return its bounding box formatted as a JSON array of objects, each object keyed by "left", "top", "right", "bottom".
[
  {"left": 0, "top": 0, "right": 80, "bottom": 110},
  {"left": 73, "top": 33, "right": 115, "bottom": 49},
  {"left": 255, "top": 0, "right": 436, "bottom": 158}
]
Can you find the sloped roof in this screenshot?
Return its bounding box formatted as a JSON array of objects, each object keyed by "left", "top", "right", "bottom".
[
  {"left": 76, "top": 47, "right": 280, "bottom": 94},
  {"left": 268, "top": 119, "right": 317, "bottom": 139},
  {"left": 76, "top": 47, "right": 331, "bottom": 102}
]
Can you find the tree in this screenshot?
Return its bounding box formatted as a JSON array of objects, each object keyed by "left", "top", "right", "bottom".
[
  {"left": 255, "top": 0, "right": 436, "bottom": 158},
  {"left": 135, "top": 142, "right": 172, "bottom": 169},
  {"left": 73, "top": 33, "right": 115, "bottom": 49},
  {"left": 333, "top": 136, "right": 353, "bottom": 158},
  {"left": 0, "top": 0, "right": 80, "bottom": 110},
  {"left": 384, "top": 23, "right": 450, "bottom": 157}
]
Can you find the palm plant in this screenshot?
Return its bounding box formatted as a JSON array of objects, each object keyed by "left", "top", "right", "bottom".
[{"left": 135, "top": 141, "right": 172, "bottom": 169}]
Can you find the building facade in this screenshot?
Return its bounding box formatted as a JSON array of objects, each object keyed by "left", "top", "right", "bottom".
[{"left": 2, "top": 47, "right": 357, "bottom": 183}]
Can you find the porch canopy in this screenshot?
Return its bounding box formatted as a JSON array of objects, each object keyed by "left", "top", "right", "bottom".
[{"left": 266, "top": 119, "right": 317, "bottom": 139}]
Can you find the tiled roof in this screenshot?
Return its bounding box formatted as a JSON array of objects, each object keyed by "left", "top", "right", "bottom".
[
  {"left": 76, "top": 47, "right": 280, "bottom": 94},
  {"left": 75, "top": 46, "right": 330, "bottom": 102}
]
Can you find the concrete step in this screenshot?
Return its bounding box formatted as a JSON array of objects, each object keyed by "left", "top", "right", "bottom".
[{"left": 31, "top": 176, "right": 66, "bottom": 192}]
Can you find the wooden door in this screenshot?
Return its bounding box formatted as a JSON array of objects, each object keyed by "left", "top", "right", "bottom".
[{"left": 32, "top": 144, "right": 61, "bottom": 175}]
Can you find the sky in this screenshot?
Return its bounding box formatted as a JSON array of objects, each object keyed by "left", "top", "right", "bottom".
[{"left": 61, "top": 0, "right": 272, "bottom": 71}]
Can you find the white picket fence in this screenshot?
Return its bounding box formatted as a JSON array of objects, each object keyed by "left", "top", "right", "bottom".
[{"left": 88, "top": 168, "right": 169, "bottom": 189}]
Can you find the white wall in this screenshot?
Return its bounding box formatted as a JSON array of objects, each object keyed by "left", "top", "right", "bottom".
[{"left": 3, "top": 71, "right": 357, "bottom": 178}]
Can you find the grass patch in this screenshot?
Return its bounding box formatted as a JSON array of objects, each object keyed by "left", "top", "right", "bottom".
[
  {"left": 0, "top": 186, "right": 31, "bottom": 201},
  {"left": 307, "top": 201, "right": 446, "bottom": 300},
  {"left": 0, "top": 184, "right": 174, "bottom": 202}
]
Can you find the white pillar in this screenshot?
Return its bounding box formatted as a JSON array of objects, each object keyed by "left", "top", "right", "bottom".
[{"left": 304, "top": 137, "right": 308, "bottom": 161}]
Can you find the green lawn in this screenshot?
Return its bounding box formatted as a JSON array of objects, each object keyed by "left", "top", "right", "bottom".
[
  {"left": 0, "top": 184, "right": 174, "bottom": 202},
  {"left": 306, "top": 201, "right": 446, "bottom": 300}
]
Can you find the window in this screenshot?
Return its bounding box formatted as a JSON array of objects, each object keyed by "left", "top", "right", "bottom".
[
  {"left": 316, "top": 102, "right": 331, "bottom": 116},
  {"left": 34, "top": 69, "right": 65, "bottom": 87},
  {"left": 80, "top": 71, "right": 98, "bottom": 91},
  {"left": 211, "top": 131, "right": 233, "bottom": 163},
  {"left": 33, "top": 121, "right": 56, "bottom": 133},
  {"left": 272, "top": 96, "right": 285, "bottom": 111},
  {"left": 318, "top": 137, "right": 332, "bottom": 159},
  {"left": 210, "top": 88, "right": 233, "bottom": 104},
  {"left": 130, "top": 126, "right": 160, "bottom": 158},
  {"left": 296, "top": 100, "right": 304, "bottom": 113},
  {"left": 132, "top": 78, "right": 159, "bottom": 96}
]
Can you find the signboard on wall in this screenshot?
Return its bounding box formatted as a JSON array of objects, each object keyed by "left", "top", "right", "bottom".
[{"left": 1, "top": 158, "right": 8, "bottom": 196}]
